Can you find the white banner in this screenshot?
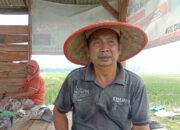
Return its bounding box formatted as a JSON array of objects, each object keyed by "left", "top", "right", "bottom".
[
  {"left": 32, "top": 0, "right": 116, "bottom": 54},
  {"left": 32, "top": 0, "right": 180, "bottom": 54},
  {"left": 128, "top": 0, "right": 180, "bottom": 48}
]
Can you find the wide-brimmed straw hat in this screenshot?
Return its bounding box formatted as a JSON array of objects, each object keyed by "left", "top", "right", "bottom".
[{"left": 64, "top": 21, "right": 148, "bottom": 65}]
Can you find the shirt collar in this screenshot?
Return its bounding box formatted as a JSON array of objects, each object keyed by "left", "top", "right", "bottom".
[
  {"left": 85, "top": 63, "right": 95, "bottom": 81},
  {"left": 113, "top": 63, "right": 126, "bottom": 86},
  {"left": 85, "top": 63, "right": 126, "bottom": 86}
]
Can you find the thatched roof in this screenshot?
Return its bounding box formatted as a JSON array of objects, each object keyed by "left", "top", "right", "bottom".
[
  {"left": 0, "top": 0, "right": 28, "bottom": 14},
  {"left": 44, "top": 0, "right": 104, "bottom": 4},
  {"left": 0, "top": 0, "right": 114, "bottom": 14}
]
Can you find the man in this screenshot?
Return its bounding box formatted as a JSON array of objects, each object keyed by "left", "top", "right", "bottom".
[{"left": 54, "top": 21, "right": 150, "bottom": 130}]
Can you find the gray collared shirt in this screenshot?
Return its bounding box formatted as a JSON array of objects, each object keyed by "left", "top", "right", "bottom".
[{"left": 54, "top": 63, "right": 150, "bottom": 130}]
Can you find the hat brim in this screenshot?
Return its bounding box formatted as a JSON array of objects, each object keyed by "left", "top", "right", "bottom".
[{"left": 64, "top": 22, "right": 148, "bottom": 65}]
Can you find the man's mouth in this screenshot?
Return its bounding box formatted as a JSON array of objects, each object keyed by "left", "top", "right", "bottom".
[{"left": 98, "top": 55, "right": 111, "bottom": 60}]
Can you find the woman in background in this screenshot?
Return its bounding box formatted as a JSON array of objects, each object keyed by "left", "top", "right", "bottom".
[{"left": 0, "top": 60, "right": 46, "bottom": 112}]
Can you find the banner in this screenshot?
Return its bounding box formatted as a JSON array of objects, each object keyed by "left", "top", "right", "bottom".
[
  {"left": 32, "top": 0, "right": 116, "bottom": 54},
  {"left": 32, "top": 0, "right": 180, "bottom": 54},
  {"left": 128, "top": 0, "right": 180, "bottom": 48}
]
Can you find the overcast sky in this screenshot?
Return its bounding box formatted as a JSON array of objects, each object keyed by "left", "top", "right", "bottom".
[{"left": 126, "top": 41, "right": 180, "bottom": 73}]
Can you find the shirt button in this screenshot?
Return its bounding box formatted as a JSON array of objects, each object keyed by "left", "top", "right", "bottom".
[{"left": 101, "top": 90, "right": 104, "bottom": 94}]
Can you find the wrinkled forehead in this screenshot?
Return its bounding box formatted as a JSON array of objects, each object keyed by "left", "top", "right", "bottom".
[{"left": 88, "top": 28, "right": 120, "bottom": 40}]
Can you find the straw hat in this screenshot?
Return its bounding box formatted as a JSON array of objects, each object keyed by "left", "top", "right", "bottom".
[{"left": 64, "top": 21, "right": 148, "bottom": 65}]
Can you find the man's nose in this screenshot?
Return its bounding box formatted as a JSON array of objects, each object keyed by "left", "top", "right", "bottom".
[{"left": 100, "top": 42, "right": 109, "bottom": 51}]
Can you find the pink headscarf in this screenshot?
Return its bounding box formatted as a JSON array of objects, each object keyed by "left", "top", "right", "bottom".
[{"left": 22, "top": 60, "right": 40, "bottom": 91}]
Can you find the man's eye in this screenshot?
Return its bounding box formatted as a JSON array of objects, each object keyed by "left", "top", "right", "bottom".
[
  {"left": 109, "top": 40, "right": 114, "bottom": 43},
  {"left": 93, "top": 40, "right": 101, "bottom": 46},
  {"left": 95, "top": 39, "right": 101, "bottom": 43},
  {"left": 108, "top": 40, "right": 116, "bottom": 45}
]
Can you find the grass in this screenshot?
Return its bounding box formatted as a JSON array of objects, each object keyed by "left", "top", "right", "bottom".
[
  {"left": 140, "top": 74, "right": 180, "bottom": 109},
  {"left": 43, "top": 72, "right": 180, "bottom": 130},
  {"left": 42, "top": 71, "right": 69, "bottom": 105},
  {"left": 139, "top": 73, "right": 180, "bottom": 130}
]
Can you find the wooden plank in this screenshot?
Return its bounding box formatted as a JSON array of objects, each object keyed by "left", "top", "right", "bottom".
[
  {"left": 0, "top": 71, "right": 27, "bottom": 78},
  {"left": 0, "top": 25, "right": 28, "bottom": 34},
  {"left": 98, "top": 0, "right": 119, "bottom": 20},
  {"left": 0, "top": 78, "right": 25, "bottom": 93},
  {"left": 0, "top": 78, "right": 25, "bottom": 86},
  {"left": 10, "top": 119, "right": 34, "bottom": 130},
  {"left": 28, "top": 0, "right": 32, "bottom": 60},
  {"left": 10, "top": 119, "right": 55, "bottom": 130},
  {"left": 0, "top": 62, "right": 26, "bottom": 70},
  {"left": 29, "top": 120, "right": 50, "bottom": 130},
  {"left": 118, "top": 0, "right": 129, "bottom": 22},
  {"left": 0, "top": 51, "right": 28, "bottom": 61},
  {"left": 0, "top": 8, "right": 28, "bottom": 15},
  {"left": 0, "top": 65, "right": 27, "bottom": 78},
  {"left": 0, "top": 44, "right": 28, "bottom": 52},
  {"left": 0, "top": 34, "right": 28, "bottom": 43},
  {"left": 46, "top": 122, "right": 55, "bottom": 130},
  {"left": 0, "top": 85, "right": 21, "bottom": 94},
  {"left": 10, "top": 110, "right": 55, "bottom": 130}
]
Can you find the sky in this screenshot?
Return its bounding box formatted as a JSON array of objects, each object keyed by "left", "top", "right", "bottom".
[
  {"left": 1, "top": 14, "right": 180, "bottom": 74},
  {"left": 126, "top": 41, "right": 180, "bottom": 74}
]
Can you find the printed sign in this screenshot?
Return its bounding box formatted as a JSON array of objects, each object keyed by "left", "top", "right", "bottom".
[{"left": 32, "top": 0, "right": 180, "bottom": 54}]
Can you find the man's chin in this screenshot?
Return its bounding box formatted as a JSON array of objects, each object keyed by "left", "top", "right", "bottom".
[{"left": 97, "top": 61, "right": 113, "bottom": 67}]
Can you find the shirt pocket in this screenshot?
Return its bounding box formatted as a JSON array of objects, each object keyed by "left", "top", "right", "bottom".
[
  {"left": 73, "top": 93, "right": 96, "bottom": 121},
  {"left": 109, "top": 102, "right": 130, "bottom": 121}
]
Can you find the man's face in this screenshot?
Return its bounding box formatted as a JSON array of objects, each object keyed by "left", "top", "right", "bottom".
[{"left": 87, "top": 28, "right": 121, "bottom": 67}]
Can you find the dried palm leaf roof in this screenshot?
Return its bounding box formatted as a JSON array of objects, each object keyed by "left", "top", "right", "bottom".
[{"left": 0, "top": 0, "right": 114, "bottom": 14}]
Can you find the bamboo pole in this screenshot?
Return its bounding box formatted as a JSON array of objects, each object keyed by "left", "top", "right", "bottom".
[{"left": 28, "top": 0, "right": 32, "bottom": 61}]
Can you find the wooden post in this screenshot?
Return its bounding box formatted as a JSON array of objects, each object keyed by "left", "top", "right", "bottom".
[
  {"left": 118, "top": 0, "right": 129, "bottom": 22},
  {"left": 118, "top": 0, "right": 129, "bottom": 68},
  {"left": 97, "top": 0, "right": 130, "bottom": 68},
  {"left": 97, "top": 0, "right": 119, "bottom": 20},
  {"left": 28, "top": 0, "right": 32, "bottom": 61}
]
